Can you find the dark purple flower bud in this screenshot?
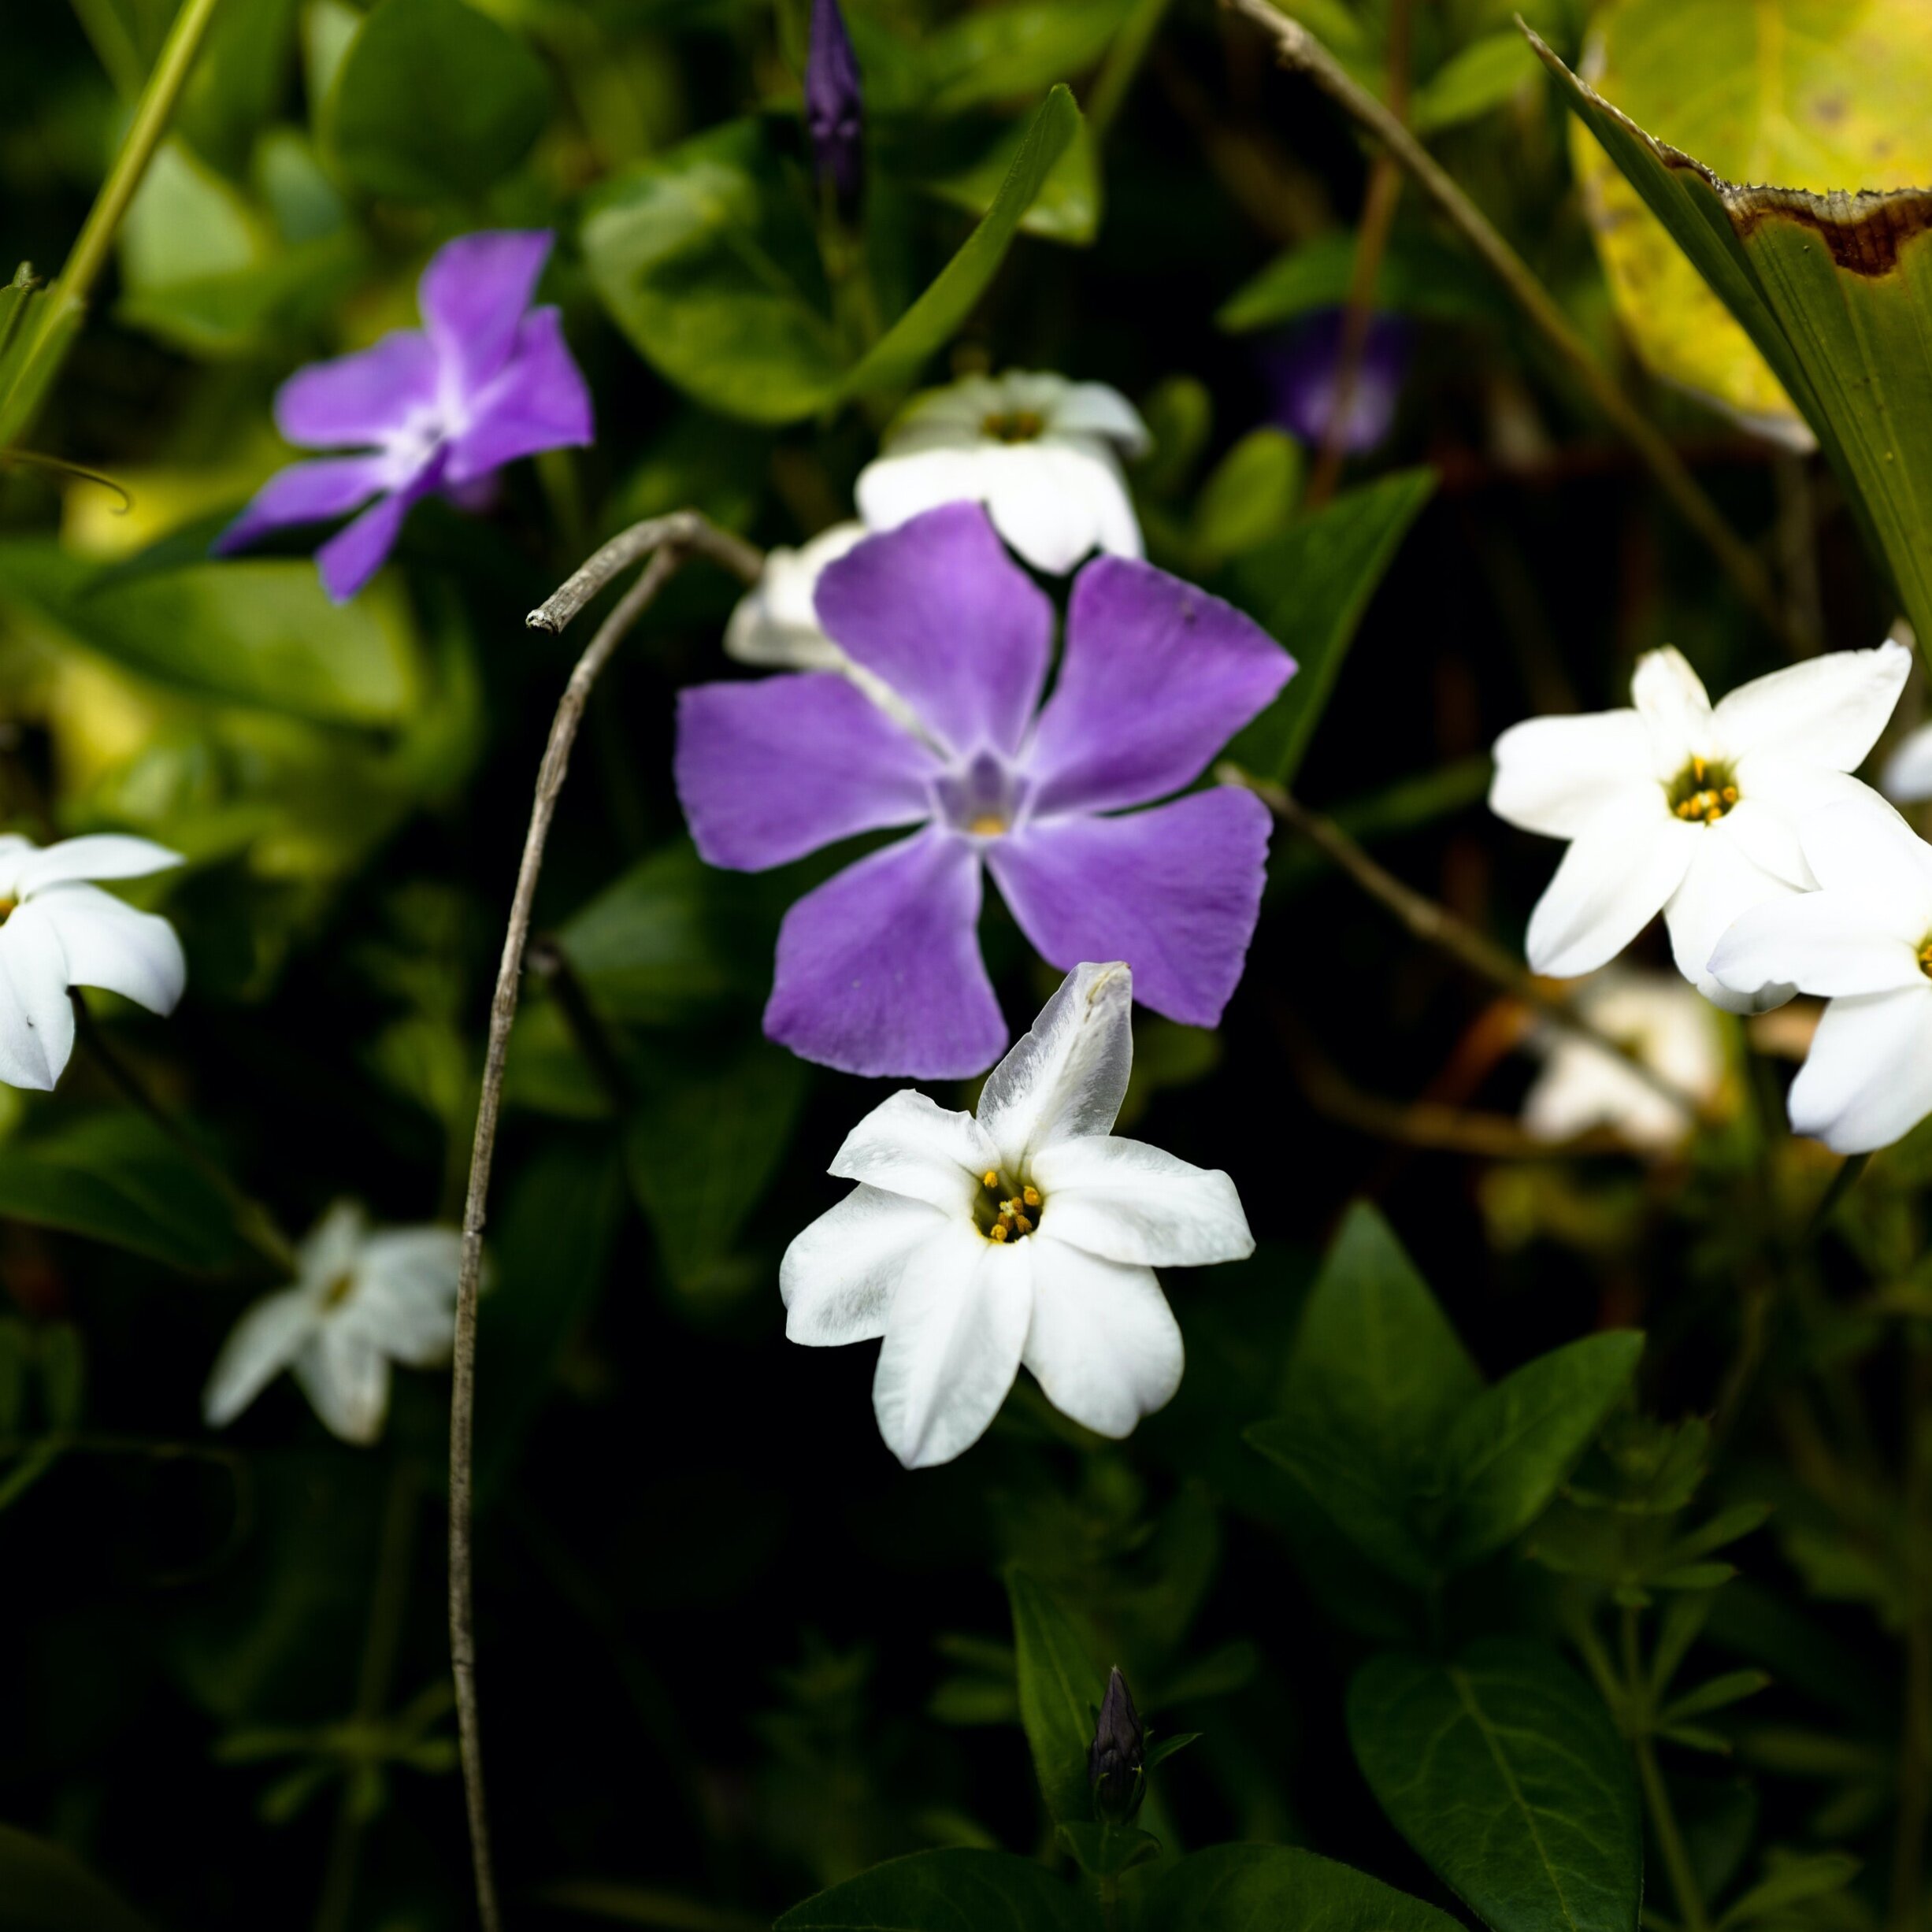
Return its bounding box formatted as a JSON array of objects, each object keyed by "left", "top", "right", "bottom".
[
  {"left": 1263, "top": 307, "right": 1411, "bottom": 454},
  {"left": 1088, "top": 1667, "right": 1145, "bottom": 1825},
  {"left": 805, "top": 0, "right": 864, "bottom": 210}
]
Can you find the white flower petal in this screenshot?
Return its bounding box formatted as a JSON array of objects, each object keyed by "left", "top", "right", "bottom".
[
  {"left": 1710, "top": 888, "right": 1928, "bottom": 1000},
  {"left": 1789, "top": 985, "right": 1932, "bottom": 1154},
  {"left": 855, "top": 445, "right": 989, "bottom": 533},
  {"left": 353, "top": 1228, "right": 462, "bottom": 1366},
  {"left": 977, "top": 961, "right": 1133, "bottom": 1166},
  {"left": 1522, "top": 1041, "right": 1692, "bottom": 1151},
  {"left": 0, "top": 905, "right": 75, "bottom": 1091},
  {"left": 1796, "top": 795, "right": 1932, "bottom": 900},
  {"left": 984, "top": 442, "right": 1134, "bottom": 573},
  {"left": 1523, "top": 799, "right": 1695, "bottom": 979},
  {"left": 202, "top": 1287, "right": 317, "bottom": 1427},
  {"left": 299, "top": 1200, "right": 369, "bottom": 1285},
  {"left": 15, "top": 834, "right": 183, "bottom": 895},
  {"left": 1021, "top": 1235, "right": 1181, "bottom": 1437},
  {"left": 1716, "top": 798, "right": 1811, "bottom": 888},
  {"left": 1663, "top": 833, "right": 1800, "bottom": 1013},
  {"left": 33, "top": 884, "right": 185, "bottom": 1014},
  {"left": 1711, "top": 638, "right": 1910, "bottom": 771},
  {"left": 1632, "top": 647, "right": 1716, "bottom": 775},
  {"left": 1029, "top": 1135, "right": 1252, "bottom": 1267},
  {"left": 724, "top": 522, "right": 869, "bottom": 672},
  {"left": 1049, "top": 380, "right": 1151, "bottom": 456},
  {"left": 1884, "top": 721, "right": 1932, "bottom": 802},
  {"left": 872, "top": 1224, "right": 1031, "bottom": 1468},
  {"left": 781, "top": 1184, "right": 947, "bottom": 1345},
  {"left": 1489, "top": 710, "right": 1652, "bottom": 839},
  {"left": 295, "top": 1326, "right": 392, "bottom": 1445},
  {"left": 829, "top": 1089, "right": 998, "bottom": 1211}
]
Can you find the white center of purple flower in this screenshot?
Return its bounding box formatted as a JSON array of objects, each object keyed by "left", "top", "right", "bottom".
[{"left": 933, "top": 748, "right": 1029, "bottom": 840}]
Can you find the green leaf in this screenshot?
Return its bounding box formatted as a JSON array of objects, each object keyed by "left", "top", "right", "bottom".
[
  {"left": 1659, "top": 1671, "right": 1770, "bottom": 1726},
  {"left": 176, "top": 0, "right": 302, "bottom": 178},
  {"left": 1411, "top": 31, "right": 1537, "bottom": 136},
  {"left": 1348, "top": 1640, "right": 1642, "bottom": 1932},
  {"left": 323, "top": 0, "right": 549, "bottom": 201},
  {"left": 1055, "top": 1822, "right": 1160, "bottom": 1877},
  {"left": 1528, "top": 24, "right": 1932, "bottom": 663},
  {"left": 1224, "top": 469, "right": 1435, "bottom": 785},
  {"left": 0, "top": 265, "right": 79, "bottom": 449},
  {"left": 1005, "top": 1566, "right": 1104, "bottom": 1831},
  {"left": 1191, "top": 429, "right": 1303, "bottom": 566},
  {"left": 1147, "top": 1844, "right": 1464, "bottom": 1932},
  {"left": 0, "top": 1823, "right": 154, "bottom": 1932},
  {"left": 1437, "top": 1331, "right": 1644, "bottom": 1570},
  {"left": 624, "top": 1036, "right": 808, "bottom": 1296},
  {"left": 0, "top": 537, "right": 418, "bottom": 726},
  {"left": 919, "top": 0, "right": 1137, "bottom": 112},
  {"left": 1244, "top": 1203, "right": 1478, "bottom": 1585},
  {"left": 1218, "top": 230, "right": 1496, "bottom": 333},
  {"left": 1714, "top": 1852, "right": 1860, "bottom": 1930},
  {"left": 920, "top": 112, "right": 1102, "bottom": 246},
  {"left": 0, "top": 1114, "right": 245, "bottom": 1272},
  {"left": 775, "top": 1849, "right": 1099, "bottom": 1932}
]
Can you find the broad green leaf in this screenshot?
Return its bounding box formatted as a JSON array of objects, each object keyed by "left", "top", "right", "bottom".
[
  {"left": 1410, "top": 31, "right": 1537, "bottom": 137},
  {"left": 1348, "top": 1641, "right": 1642, "bottom": 1932},
  {"left": 1530, "top": 24, "right": 1932, "bottom": 657},
  {"left": 1148, "top": 1844, "right": 1463, "bottom": 1932},
  {"left": 1245, "top": 1201, "right": 1478, "bottom": 1585},
  {"left": 323, "top": 0, "right": 549, "bottom": 201},
  {"left": 0, "top": 1824, "right": 154, "bottom": 1932},
  {"left": 1055, "top": 1822, "right": 1160, "bottom": 1878},
  {"left": 1438, "top": 1330, "right": 1644, "bottom": 1570},
  {"left": 1006, "top": 1565, "right": 1104, "bottom": 1830},
  {"left": 922, "top": 112, "right": 1102, "bottom": 246},
  {"left": 1218, "top": 229, "right": 1496, "bottom": 334},
  {"left": 1224, "top": 469, "right": 1435, "bottom": 785},
  {"left": 0, "top": 1113, "right": 244, "bottom": 1272},
  {"left": 1715, "top": 1852, "right": 1859, "bottom": 1929},
  {"left": 1192, "top": 429, "right": 1303, "bottom": 566},
  {"left": 0, "top": 537, "right": 417, "bottom": 726},
  {"left": 920, "top": 0, "right": 1137, "bottom": 111},
  {"left": 775, "top": 1849, "right": 1099, "bottom": 1932},
  {"left": 624, "top": 1037, "right": 808, "bottom": 1296},
  {"left": 176, "top": 0, "right": 302, "bottom": 178}
]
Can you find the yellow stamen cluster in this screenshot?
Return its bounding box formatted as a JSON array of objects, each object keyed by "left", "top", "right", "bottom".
[
  {"left": 967, "top": 813, "right": 1008, "bottom": 838},
  {"left": 982, "top": 1172, "right": 1043, "bottom": 1242},
  {"left": 0, "top": 896, "right": 15, "bottom": 925},
  {"left": 981, "top": 409, "right": 1045, "bottom": 444},
  {"left": 322, "top": 1270, "right": 358, "bottom": 1309},
  {"left": 1671, "top": 756, "right": 1739, "bottom": 825},
  {"left": 1919, "top": 940, "right": 1932, "bottom": 981}
]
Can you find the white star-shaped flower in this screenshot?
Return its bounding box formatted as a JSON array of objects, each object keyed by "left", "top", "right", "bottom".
[
  {"left": 855, "top": 371, "right": 1149, "bottom": 575},
  {"left": 1519, "top": 969, "right": 1726, "bottom": 1155},
  {"left": 1490, "top": 640, "right": 1909, "bottom": 1011},
  {"left": 1711, "top": 799, "right": 1932, "bottom": 1152},
  {"left": 0, "top": 833, "right": 186, "bottom": 1090},
  {"left": 781, "top": 962, "right": 1253, "bottom": 1468},
  {"left": 203, "top": 1203, "right": 463, "bottom": 1444}
]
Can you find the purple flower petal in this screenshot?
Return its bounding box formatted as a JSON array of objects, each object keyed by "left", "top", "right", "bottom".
[
  {"left": 765, "top": 828, "right": 1006, "bottom": 1077},
  {"left": 1025, "top": 558, "right": 1293, "bottom": 815},
  {"left": 675, "top": 673, "right": 940, "bottom": 870},
  {"left": 814, "top": 503, "right": 1052, "bottom": 760},
  {"left": 420, "top": 230, "right": 554, "bottom": 402},
  {"left": 988, "top": 788, "right": 1271, "bottom": 1027},
  {"left": 445, "top": 306, "right": 595, "bottom": 486},
  {"left": 275, "top": 332, "right": 439, "bottom": 450},
  {"left": 213, "top": 455, "right": 390, "bottom": 556},
  {"left": 313, "top": 458, "right": 442, "bottom": 603},
  {"left": 805, "top": 0, "right": 864, "bottom": 207}
]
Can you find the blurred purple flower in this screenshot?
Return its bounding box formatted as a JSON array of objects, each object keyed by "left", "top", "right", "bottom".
[
  {"left": 1263, "top": 308, "right": 1410, "bottom": 454},
  {"left": 675, "top": 502, "right": 1294, "bottom": 1078},
  {"left": 214, "top": 231, "right": 594, "bottom": 603},
  {"left": 805, "top": 0, "right": 864, "bottom": 207}
]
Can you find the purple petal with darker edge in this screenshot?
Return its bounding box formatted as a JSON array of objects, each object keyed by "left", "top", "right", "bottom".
[
  {"left": 313, "top": 458, "right": 441, "bottom": 603},
  {"left": 765, "top": 827, "right": 1005, "bottom": 1077},
  {"left": 213, "top": 455, "right": 389, "bottom": 556},
  {"left": 420, "top": 230, "right": 553, "bottom": 402},
  {"left": 988, "top": 787, "right": 1272, "bottom": 1027},
  {"left": 675, "top": 673, "right": 940, "bottom": 871},
  {"left": 1264, "top": 309, "right": 1409, "bottom": 454},
  {"left": 275, "top": 332, "right": 439, "bottom": 450},
  {"left": 1026, "top": 557, "right": 1293, "bottom": 815},
  {"left": 445, "top": 306, "right": 594, "bottom": 486},
  {"left": 814, "top": 503, "right": 1052, "bottom": 760}
]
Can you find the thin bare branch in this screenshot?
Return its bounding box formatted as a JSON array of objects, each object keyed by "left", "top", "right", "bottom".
[{"left": 525, "top": 511, "right": 763, "bottom": 636}]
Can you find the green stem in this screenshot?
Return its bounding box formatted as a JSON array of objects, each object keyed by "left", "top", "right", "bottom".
[
  {"left": 9, "top": 0, "right": 224, "bottom": 444},
  {"left": 1621, "top": 1605, "right": 1711, "bottom": 1932},
  {"left": 1892, "top": 1350, "right": 1932, "bottom": 1930}
]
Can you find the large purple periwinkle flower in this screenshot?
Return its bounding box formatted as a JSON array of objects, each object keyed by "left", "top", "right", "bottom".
[
  {"left": 214, "top": 231, "right": 593, "bottom": 603},
  {"left": 675, "top": 502, "right": 1295, "bottom": 1078},
  {"left": 1264, "top": 308, "right": 1410, "bottom": 454}
]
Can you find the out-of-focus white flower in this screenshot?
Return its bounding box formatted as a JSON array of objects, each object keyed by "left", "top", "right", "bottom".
[
  {"left": 1490, "top": 641, "right": 1909, "bottom": 1012},
  {"left": 0, "top": 833, "right": 185, "bottom": 1091},
  {"left": 780, "top": 962, "right": 1252, "bottom": 1468},
  {"left": 724, "top": 521, "right": 870, "bottom": 672},
  {"left": 203, "top": 1203, "right": 463, "bottom": 1444},
  {"left": 1711, "top": 799, "right": 1932, "bottom": 1153},
  {"left": 856, "top": 372, "right": 1149, "bottom": 576},
  {"left": 1520, "top": 970, "right": 1726, "bottom": 1155},
  {"left": 1883, "top": 723, "right": 1932, "bottom": 803}
]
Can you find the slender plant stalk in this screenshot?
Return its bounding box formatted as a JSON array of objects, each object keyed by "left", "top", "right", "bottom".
[
  {"left": 1893, "top": 1348, "right": 1932, "bottom": 1930},
  {"left": 1219, "top": 0, "right": 1803, "bottom": 656},
  {"left": 8, "top": 0, "right": 225, "bottom": 444},
  {"left": 1222, "top": 764, "right": 1708, "bottom": 1118},
  {"left": 449, "top": 517, "right": 764, "bottom": 1932},
  {"left": 1620, "top": 1605, "right": 1711, "bottom": 1932}
]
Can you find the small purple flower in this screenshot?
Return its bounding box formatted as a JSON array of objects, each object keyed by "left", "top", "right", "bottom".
[
  {"left": 214, "top": 231, "right": 594, "bottom": 603},
  {"left": 1264, "top": 308, "right": 1410, "bottom": 454},
  {"left": 675, "top": 502, "right": 1295, "bottom": 1078},
  {"left": 805, "top": 0, "right": 864, "bottom": 208}
]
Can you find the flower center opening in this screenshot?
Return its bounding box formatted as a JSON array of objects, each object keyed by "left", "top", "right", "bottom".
[
  {"left": 1667, "top": 755, "right": 1740, "bottom": 825},
  {"left": 981, "top": 408, "right": 1045, "bottom": 444},
  {"left": 935, "top": 749, "right": 1027, "bottom": 841},
  {"left": 967, "top": 812, "right": 1007, "bottom": 837},
  {"left": 974, "top": 1169, "right": 1044, "bottom": 1242},
  {"left": 321, "top": 1270, "right": 358, "bottom": 1310},
  {"left": 1920, "top": 939, "right": 1932, "bottom": 981},
  {"left": 0, "top": 897, "right": 16, "bottom": 925}
]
